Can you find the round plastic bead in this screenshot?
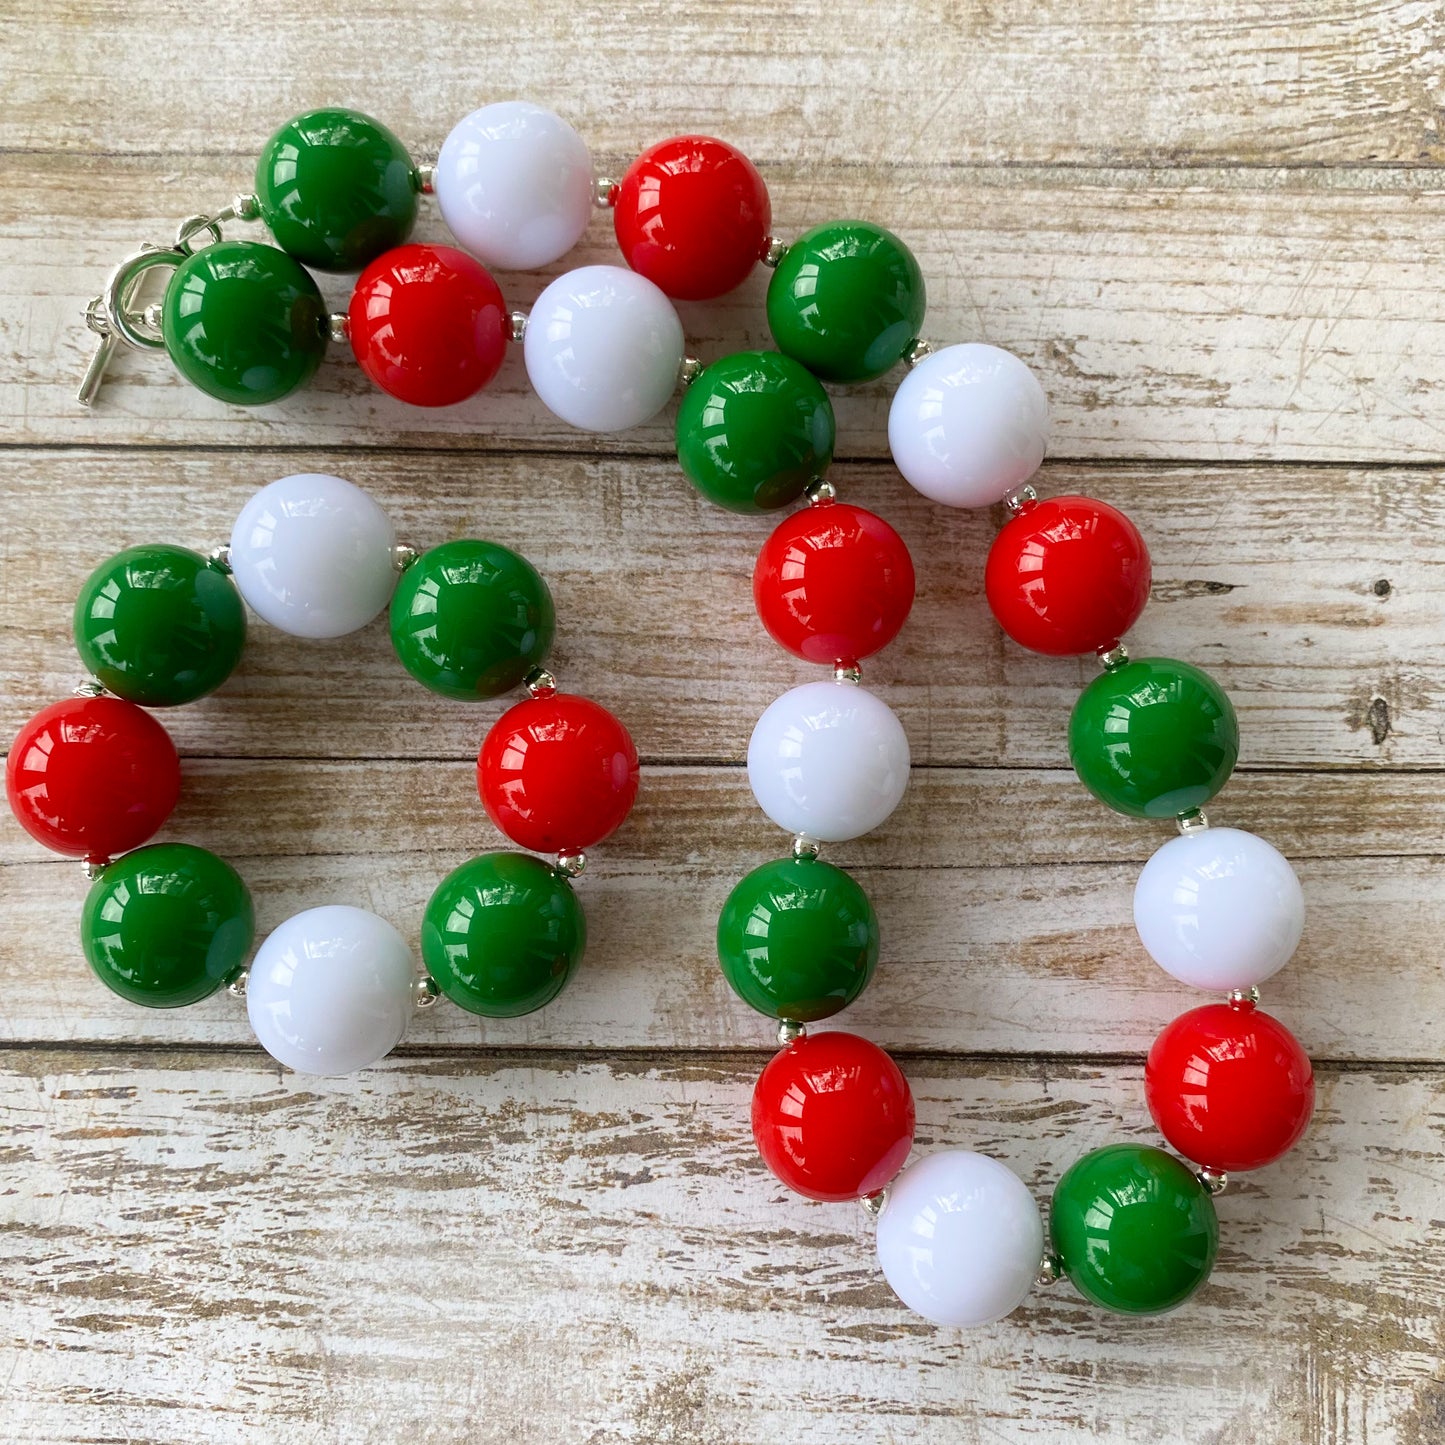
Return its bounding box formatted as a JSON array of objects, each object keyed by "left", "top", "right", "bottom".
[
  {"left": 1050, "top": 1144, "right": 1218, "bottom": 1315},
  {"left": 246, "top": 905, "right": 413, "bottom": 1075},
  {"left": 716, "top": 856, "right": 878, "bottom": 1022},
  {"left": 229, "top": 473, "right": 397, "bottom": 639},
  {"left": 524, "top": 265, "right": 685, "bottom": 432},
  {"left": 889, "top": 343, "right": 1051, "bottom": 508},
  {"left": 73, "top": 545, "right": 246, "bottom": 707},
  {"left": 254, "top": 107, "right": 418, "bottom": 272},
  {"left": 162, "top": 240, "right": 327, "bottom": 405},
  {"left": 390, "top": 539, "right": 555, "bottom": 700},
  {"left": 613, "top": 135, "right": 770, "bottom": 300},
  {"left": 435, "top": 101, "right": 594, "bottom": 271},
  {"left": 766, "top": 220, "right": 926, "bottom": 384},
  {"left": 876, "top": 1151, "right": 1044, "bottom": 1327},
  {"left": 421, "top": 851, "right": 585, "bottom": 1017},
  {"left": 985, "top": 495, "right": 1152, "bottom": 656},
  {"left": 751, "top": 1031, "right": 914, "bottom": 1202},
  {"left": 753, "top": 501, "right": 915, "bottom": 664},
  {"left": 81, "top": 843, "right": 253, "bottom": 1008},
  {"left": 478, "top": 694, "right": 640, "bottom": 855},
  {"left": 747, "top": 680, "right": 910, "bottom": 843},
  {"left": 6, "top": 697, "right": 180, "bottom": 861},
  {"left": 348, "top": 243, "right": 508, "bottom": 407},
  {"left": 1146, "top": 1002, "right": 1315, "bottom": 1172},
  {"left": 1069, "top": 658, "right": 1238, "bottom": 820},
  {"left": 1134, "top": 827, "right": 1305, "bottom": 990},
  {"left": 675, "top": 350, "right": 834, "bottom": 513}
]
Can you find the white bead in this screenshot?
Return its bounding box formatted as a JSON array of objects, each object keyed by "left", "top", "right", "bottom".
[
  {"left": 523, "top": 265, "right": 685, "bottom": 432},
  {"left": 1133, "top": 826, "right": 1305, "bottom": 991},
  {"left": 746, "top": 680, "right": 910, "bottom": 843},
  {"left": 230, "top": 473, "right": 397, "bottom": 639},
  {"left": 435, "top": 102, "right": 594, "bottom": 271},
  {"left": 247, "top": 905, "right": 414, "bottom": 1076},
  {"left": 888, "top": 343, "right": 1050, "bottom": 508},
  {"left": 876, "top": 1151, "right": 1044, "bottom": 1327}
]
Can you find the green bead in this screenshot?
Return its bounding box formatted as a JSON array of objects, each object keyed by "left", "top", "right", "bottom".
[
  {"left": 73, "top": 545, "right": 246, "bottom": 707},
  {"left": 255, "top": 107, "right": 419, "bottom": 272},
  {"left": 675, "top": 351, "right": 836, "bottom": 512},
  {"left": 390, "top": 540, "right": 555, "bottom": 701},
  {"left": 716, "top": 857, "right": 879, "bottom": 1021},
  {"left": 766, "top": 221, "right": 926, "bottom": 384},
  {"left": 421, "top": 852, "right": 585, "bottom": 1018},
  {"left": 1068, "top": 657, "right": 1239, "bottom": 820},
  {"left": 162, "top": 240, "right": 328, "bottom": 405},
  {"left": 1050, "top": 1144, "right": 1219, "bottom": 1314},
  {"left": 81, "top": 844, "right": 253, "bottom": 1008}
]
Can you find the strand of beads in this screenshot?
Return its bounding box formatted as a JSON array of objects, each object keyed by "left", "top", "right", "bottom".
[{"left": 6, "top": 472, "right": 638, "bottom": 1073}]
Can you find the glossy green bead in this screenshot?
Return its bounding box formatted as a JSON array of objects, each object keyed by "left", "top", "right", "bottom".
[
  {"left": 766, "top": 220, "right": 926, "bottom": 384},
  {"left": 1068, "top": 657, "right": 1239, "bottom": 820},
  {"left": 716, "top": 857, "right": 879, "bottom": 1021},
  {"left": 421, "top": 852, "right": 585, "bottom": 1017},
  {"left": 162, "top": 240, "right": 328, "bottom": 405},
  {"left": 81, "top": 844, "right": 253, "bottom": 1008},
  {"left": 73, "top": 545, "right": 246, "bottom": 706},
  {"left": 1050, "top": 1144, "right": 1219, "bottom": 1314},
  {"left": 675, "top": 351, "right": 836, "bottom": 513},
  {"left": 390, "top": 540, "right": 555, "bottom": 701},
  {"left": 255, "top": 107, "right": 419, "bottom": 272}
]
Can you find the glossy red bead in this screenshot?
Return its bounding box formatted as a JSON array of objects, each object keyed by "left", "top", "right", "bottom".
[
  {"left": 984, "top": 494, "right": 1151, "bottom": 655},
  {"left": 613, "top": 136, "right": 771, "bottom": 300},
  {"left": 349, "top": 243, "right": 508, "bottom": 407},
  {"left": 1145, "top": 1002, "right": 1315, "bottom": 1172},
  {"left": 753, "top": 501, "right": 916, "bottom": 665},
  {"left": 478, "top": 693, "right": 640, "bottom": 855},
  {"left": 5, "top": 697, "right": 181, "bottom": 862},
  {"left": 751, "top": 1031, "right": 915, "bottom": 1202}
]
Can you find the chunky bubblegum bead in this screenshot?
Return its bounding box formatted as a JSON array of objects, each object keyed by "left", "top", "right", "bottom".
[
  {"left": 613, "top": 135, "right": 771, "bottom": 300},
  {"left": 478, "top": 693, "right": 640, "bottom": 855},
  {"left": 349, "top": 243, "right": 508, "bottom": 407},
  {"left": 753, "top": 501, "right": 915, "bottom": 665},
  {"left": 985, "top": 495, "right": 1152, "bottom": 656},
  {"left": 6, "top": 697, "right": 180, "bottom": 861},
  {"left": 751, "top": 1031, "right": 914, "bottom": 1202},
  {"left": 1145, "top": 1002, "right": 1315, "bottom": 1172}
]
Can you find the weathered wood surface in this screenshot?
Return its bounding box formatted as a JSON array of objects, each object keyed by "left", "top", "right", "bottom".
[{"left": 5, "top": 0, "right": 1445, "bottom": 1440}]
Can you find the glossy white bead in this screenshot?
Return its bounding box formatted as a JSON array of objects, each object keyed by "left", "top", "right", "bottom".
[
  {"left": 435, "top": 101, "right": 594, "bottom": 271},
  {"left": 1133, "top": 826, "right": 1305, "bottom": 991},
  {"left": 746, "top": 680, "right": 910, "bottom": 843},
  {"left": 523, "top": 265, "right": 685, "bottom": 432},
  {"left": 876, "top": 1150, "right": 1044, "bottom": 1327},
  {"left": 888, "top": 343, "right": 1050, "bottom": 508},
  {"left": 247, "top": 905, "right": 414, "bottom": 1076},
  {"left": 229, "top": 473, "right": 397, "bottom": 639}
]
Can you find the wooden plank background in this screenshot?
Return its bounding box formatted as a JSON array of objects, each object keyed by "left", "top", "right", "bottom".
[{"left": 3, "top": 3, "right": 1444, "bottom": 1441}]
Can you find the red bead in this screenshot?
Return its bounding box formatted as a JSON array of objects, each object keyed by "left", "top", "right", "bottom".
[
  {"left": 5, "top": 697, "right": 180, "bottom": 862},
  {"left": 478, "top": 693, "right": 640, "bottom": 855},
  {"left": 753, "top": 501, "right": 916, "bottom": 665},
  {"left": 349, "top": 243, "right": 508, "bottom": 407},
  {"left": 751, "top": 1031, "right": 915, "bottom": 1202},
  {"left": 1145, "top": 1002, "right": 1314, "bottom": 1172},
  {"left": 613, "top": 136, "right": 771, "bottom": 300},
  {"left": 984, "top": 494, "right": 1151, "bottom": 655}
]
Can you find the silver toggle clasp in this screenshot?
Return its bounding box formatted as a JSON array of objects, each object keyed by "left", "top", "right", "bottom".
[{"left": 77, "top": 244, "right": 183, "bottom": 407}]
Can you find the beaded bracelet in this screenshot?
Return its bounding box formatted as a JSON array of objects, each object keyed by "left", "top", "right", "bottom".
[{"left": 57, "top": 102, "right": 1316, "bottom": 1328}]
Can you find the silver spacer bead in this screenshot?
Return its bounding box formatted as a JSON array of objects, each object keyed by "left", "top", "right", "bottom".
[
  {"left": 413, "top": 974, "right": 441, "bottom": 1010},
  {"left": 678, "top": 356, "right": 703, "bottom": 389},
  {"left": 206, "top": 543, "right": 233, "bottom": 574},
  {"left": 227, "top": 969, "right": 249, "bottom": 999},
  {"left": 1228, "top": 986, "right": 1261, "bottom": 1010},
  {"left": 81, "top": 859, "right": 108, "bottom": 881},
  {"left": 142, "top": 302, "right": 165, "bottom": 331},
  {"left": 73, "top": 678, "right": 108, "bottom": 698},
  {"left": 804, "top": 476, "right": 837, "bottom": 506},
  {"left": 777, "top": 1019, "right": 805, "bottom": 1047},
  {"left": 1002, "top": 483, "right": 1039, "bottom": 516},
  {"left": 525, "top": 666, "right": 558, "bottom": 699},
  {"left": 231, "top": 193, "right": 261, "bottom": 221},
  {"left": 792, "top": 834, "right": 821, "bottom": 861},
  {"left": 1036, "top": 1251, "right": 1064, "bottom": 1287},
  {"left": 762, "top": 236, "right": 788, "bottom": 267},
  {"left": 1176, "top": 807, "right": 1211, "bottom": 835},
  {"left": 594, "top": 176, "right": 619, "bottom": 209},
  {"left": 509, "top": 309, "right": 529, "bottom": 343},
  {"left": 555, "top": 852, "right": 586, "bottom": 880},
  {"left": 328, "top": 312, "right": 350, "bottom": 345},
  {"left": 1097, "top": 643, "right": 1130, "bottom": 672},
  {"left": 903, "top": 338, "right": 934, "bottom": 368},
  {"left": 413, "top": 163, "right": 436, "bottom": 195},
  {"left": 392, "top": 544, "right": 419, "bottom": 573},
  {"left": 859, "top": 1189, "right": 888, "bottom": 1219},
  {"left": 833, "top": 661, "right": 862, "bottom": 685},
  {"left": 1197, "top": 1166, "right": 1229, "bottom": 1195}
]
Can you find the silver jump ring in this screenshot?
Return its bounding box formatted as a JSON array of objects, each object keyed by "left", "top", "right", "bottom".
[{"left": 174, "top": 212, "right": 226, "bottom": 254}]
